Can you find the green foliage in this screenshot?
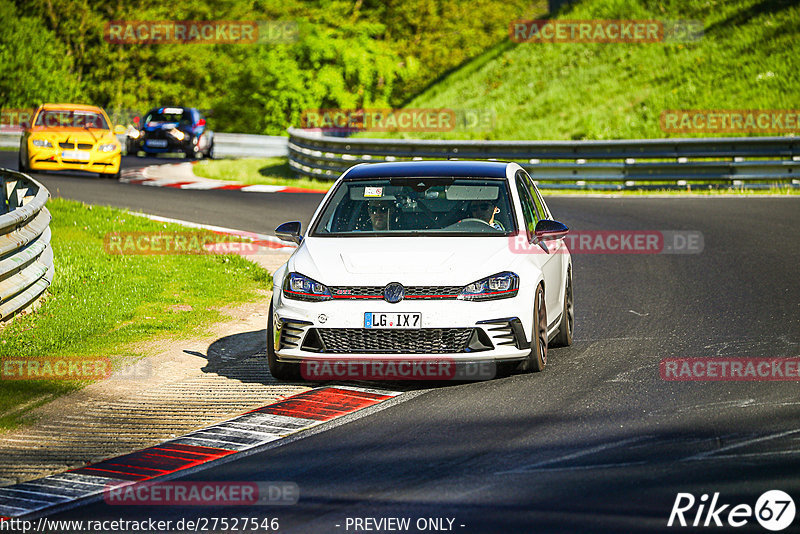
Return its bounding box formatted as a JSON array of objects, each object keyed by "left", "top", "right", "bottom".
[
  {"left": 388, "top": 0, "right": 800, "bottom": 140},
  {"left": 7, "top": 0, "right": 527, "bottom": 133},
  {"left": 0, "top": 0, "right": 82, "bottom": 108}
]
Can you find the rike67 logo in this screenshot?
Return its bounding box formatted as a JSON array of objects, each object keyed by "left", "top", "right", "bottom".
[{"left": 668, "top": 490, "right": 796, "bottom": 531}]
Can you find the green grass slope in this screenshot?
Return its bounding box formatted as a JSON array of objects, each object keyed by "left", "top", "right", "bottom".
[{"left": 381, "top": 0, "right": 799, "bottom": 140}]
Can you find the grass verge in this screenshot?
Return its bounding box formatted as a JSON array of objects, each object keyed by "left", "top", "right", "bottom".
[
  {"left": 0, "top": 198, "right": 271, "bottom": 431},
  {"left": 193, "top": 157, "right": 333, "bottom": 191},
  {"left": 361, "top": 0, "right": 799, "bottom": 141}
]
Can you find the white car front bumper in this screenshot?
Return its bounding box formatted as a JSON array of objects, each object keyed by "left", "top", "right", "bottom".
[{"left": 272, "top": 291, "right": 534, "bottom": 363}]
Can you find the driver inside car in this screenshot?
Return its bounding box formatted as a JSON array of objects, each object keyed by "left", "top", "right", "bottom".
[
  {"left": 366, "top": 199, "right": 396, "bottom": 230},
  {"left": 463, "top": 200, "right": 504, "bottom": 230}
]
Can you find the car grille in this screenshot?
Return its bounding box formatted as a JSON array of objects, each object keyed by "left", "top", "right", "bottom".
[
  {"left": 148, "top": 130, "right": 169, "bottom": 139},
  {"left": 328, "top": 285, "right": 463, "bottom": 300},
  {"left": 58, "top": 142, "right": 93, "bottom": 149},
  {"left": 309, "top": 328, "right": 475, "bottom": 354}
]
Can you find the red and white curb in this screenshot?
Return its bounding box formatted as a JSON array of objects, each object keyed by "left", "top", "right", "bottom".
[
  {"left": 120, "top": 163, "right": 328, "bottom": 194},
  {"left": 0, "top": 386, "right": 401, "bottom": 520}
]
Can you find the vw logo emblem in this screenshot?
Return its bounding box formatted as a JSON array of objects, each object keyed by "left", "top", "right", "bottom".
[{"left": 383, "top": 282, "right": 405, "bottom": 303}]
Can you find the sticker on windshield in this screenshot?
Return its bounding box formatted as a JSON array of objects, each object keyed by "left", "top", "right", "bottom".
[{"left": 364, "top": 187, "right": 383, "bottom": 197}]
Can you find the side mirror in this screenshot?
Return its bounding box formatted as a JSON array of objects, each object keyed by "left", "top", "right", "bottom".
[
  {"left": 275, "top": 221, "right": 303, "bottom": 244},
  {"left": 534, "top": 219, "right": 569, "bottom": 241}
]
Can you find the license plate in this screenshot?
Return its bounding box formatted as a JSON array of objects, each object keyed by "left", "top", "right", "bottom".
[
  {"left": 146, "top": 139, "right": 168, "bottom": 147},
  {"left": 61, "top": 150, "right": 90, "bottom": 161},
  {"left": 364, "top": 312, "right": 421, "bottom": 329}
]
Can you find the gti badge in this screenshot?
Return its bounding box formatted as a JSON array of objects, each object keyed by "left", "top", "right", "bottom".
[{"left": 383, "top": 282, "right": 405, "bottom": 303}]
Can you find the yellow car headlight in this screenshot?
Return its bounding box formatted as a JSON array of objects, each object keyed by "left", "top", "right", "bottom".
[
  {"left": 98, "top": 143, "right": 117, "bottom": 153},
  {"left": 32, "top": 139, "right": 52, "bottom": 148}
]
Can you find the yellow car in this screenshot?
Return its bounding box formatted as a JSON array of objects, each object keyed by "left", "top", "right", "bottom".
[{"left": 19, "top": 103, "right": 123, "bottom": 178}]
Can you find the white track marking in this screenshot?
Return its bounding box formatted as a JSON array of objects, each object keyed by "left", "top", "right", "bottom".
[
  {"left": 683, "top": 428, "right": 800, "bottom": 461},
  {"left": 495, "top": 436, "right": 649, "bottom": 475}
]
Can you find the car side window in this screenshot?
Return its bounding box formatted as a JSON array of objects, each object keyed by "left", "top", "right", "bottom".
[
  {"left": 515, "top": 175, "right": 537, "bottom": 241},
  {"left": 520, "top": 172, "right": 548, "bottom": 221},
  {"left": 532, "top": 186, "right": 550, "bottom": 220}
]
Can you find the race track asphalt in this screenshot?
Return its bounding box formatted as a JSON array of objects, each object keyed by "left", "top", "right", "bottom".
[{"left": 6, "top": 153, "right": 799, "bottom": 532}]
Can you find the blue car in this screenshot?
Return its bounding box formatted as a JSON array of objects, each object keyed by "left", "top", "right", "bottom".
[{"left": 129, "top": 107, "right": 214, "bottom": 159}]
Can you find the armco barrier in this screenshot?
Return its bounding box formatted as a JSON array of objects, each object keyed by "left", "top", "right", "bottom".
[
  {"left": 212, "top": 132, "right": 288, "bottom": 158},
  {"left": 0, "top": 169, "right": 53, "bottom": 320},
  {"left": 6, "top": 127, "right": 798, "bottom": 188},
  {"left": 286, "top": 128, "right": 800, "bottom": 189}
]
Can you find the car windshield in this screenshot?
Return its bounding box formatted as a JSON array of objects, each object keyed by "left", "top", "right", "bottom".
[
  {"left": 145, "top": 108, "right": 192, "bottom": 126},
  {"left": 34, "top": 110, "right": 109, "bottom": 129},
  {"left": 311, "top": 177, "right": 515, "bottom": 236}
]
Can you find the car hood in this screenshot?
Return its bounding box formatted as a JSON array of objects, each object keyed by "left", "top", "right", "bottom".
[
  {"left": 28, "top": 126, "right": 116, "bottom": 144},
  {"left": 289, "top": 236, "right": 519, "bottom": 286}
]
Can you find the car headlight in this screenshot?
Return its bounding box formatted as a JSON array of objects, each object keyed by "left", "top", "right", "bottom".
[
  {"left": 283, "top": 273, "right": 332, "bottom": 302},
  {"left": 97, "top": 143, "right": 117, "bottom": 152},
  {"left": 458, "top": 272, "right": 519, "bottom": 301},
  {"left": 31, "top": 139, "right": 52, "bottom": 148},
  {"left": 128, "top": 129, "right": 141, "bottom": 139},
  {"left": 169, "top": 128, "right": 185, "bottom": 141}
]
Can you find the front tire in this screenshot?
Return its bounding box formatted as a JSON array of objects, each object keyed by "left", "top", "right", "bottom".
[
  {"left": 267, "top": 299, "right": 301, "bottom": 381},
  {"left": 521, "top": 284, "right": 548, "bottom": 373},
  {"left": 551, "top": 269, "right": 574, "bottom": 347},
  {"left": 18, "top": 151, "right": 27, "bottom": 173}
]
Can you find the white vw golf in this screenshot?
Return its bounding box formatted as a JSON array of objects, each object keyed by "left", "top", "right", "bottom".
[{"left": 269, "top": 161, "right": 573, "bottom": 380}]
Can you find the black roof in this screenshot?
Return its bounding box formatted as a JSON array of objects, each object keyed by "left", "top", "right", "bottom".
[{"left": 344, "top": 160, "right": 511, "bottom": 179}]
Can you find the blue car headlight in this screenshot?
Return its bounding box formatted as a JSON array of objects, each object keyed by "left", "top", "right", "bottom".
[
  {"left": 283, "top": 272, "right": 332, "bottom": 302},
  {"left": 458, "top": 272, "right": 519, "bottom": 301}
]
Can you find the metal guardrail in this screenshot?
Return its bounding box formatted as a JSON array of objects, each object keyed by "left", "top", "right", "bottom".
[
  {"left": 0, "top": 131, "right": 22, "bottom": 149},
  {"left": 6, "top": 126, "right": 799, "bottom": 188},
  {"left": 0, "top": 169, "right": 52, "bottom": 321},
  {"left": 212, "top": 133, "right": 288, "bottom": 158},
  {"left": 287, "top": 128, "right": 800, "bottom": 189}
]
